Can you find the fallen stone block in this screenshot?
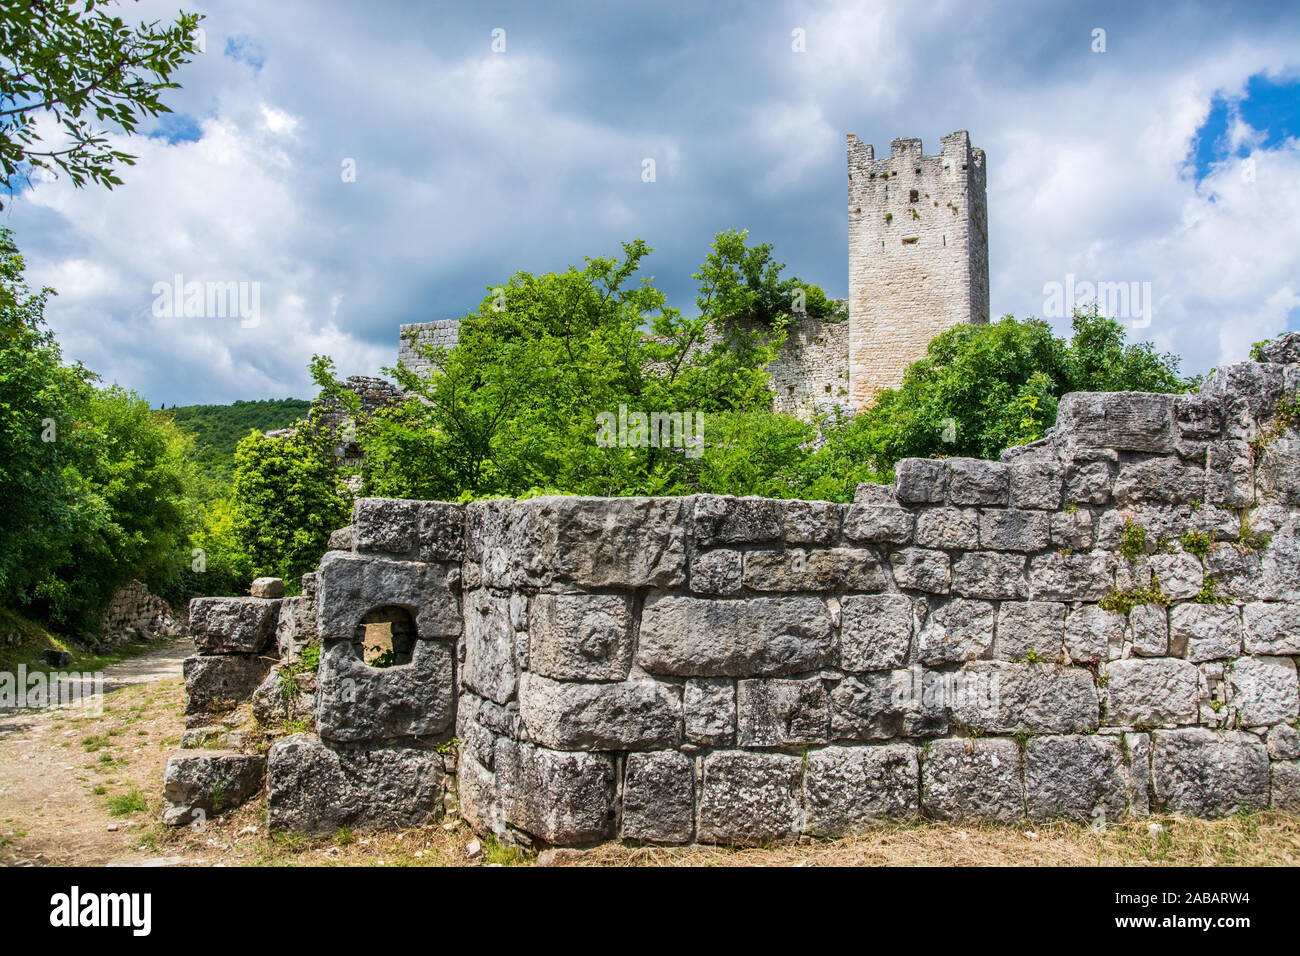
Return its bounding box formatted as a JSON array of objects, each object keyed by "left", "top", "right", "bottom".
[
  {"left": 162, "top": 751, "right": 266, "bottom": 827},
  {"left": 189, "top": 597, "right": 282, "bottom": 655}
]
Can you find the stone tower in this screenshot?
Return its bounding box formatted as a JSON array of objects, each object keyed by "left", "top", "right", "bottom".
[{"left": 846, "top": 130, "right": 989, "bottom": 410}]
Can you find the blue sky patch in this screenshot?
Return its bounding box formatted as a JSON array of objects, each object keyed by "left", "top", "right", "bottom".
[
  {"left": 225, "top": 35, "right": 266, "bottom": 70},
  {"left": 1190, "top": 73, "right": 1300, "bottom": 182},
  {"left": 149, "top": 112, "right": 202, "bottom": 144}
]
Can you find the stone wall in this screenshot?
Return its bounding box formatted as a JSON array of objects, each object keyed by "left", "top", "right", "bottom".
[
  {"left": 847, "top": 130, "right": 989, "bottom": 411},
  {"left": 96, "top": 580, "right": 186, "bottom": 648},
  {"left": 254, "top": 338, "right": 1300, "bottom": 844},
  {"left": 398, "top": 320, "right": 461, "bottom": 378}
]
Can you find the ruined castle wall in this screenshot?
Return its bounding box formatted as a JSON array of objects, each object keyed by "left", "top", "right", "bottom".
[
  {"left": 258, "top": 341, "right": 1300, "bottom": 844},
  {"left": 847, "top": 131, "right": 990, "bottom": 410},
  {"left": 398, "top": 320, "right": 460, "bottom": 377}
]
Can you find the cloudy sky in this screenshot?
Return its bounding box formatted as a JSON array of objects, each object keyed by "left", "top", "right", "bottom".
[{"left": 8, "top": 0, "right": 1300, "bottom": 406}]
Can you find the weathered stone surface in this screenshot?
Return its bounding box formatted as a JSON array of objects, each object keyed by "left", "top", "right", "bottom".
[
  {"left": 1206, "top": 440, "right": 1255, "bottom": 506},
  {"left": 743, "top": 547, "right": 886, "bottom": 593},
  {"left": 1126, "top": 553, "right": 1202, "bottom": 602},
  {"left": 1029, "top": 551, "right": 1115, "bottom": 602},
  {"left": 1025, "top": 735, "right": 1130, "bottom": 823},
  {"left": 530, "top": 496, "right": 688, "bottom": 588},
  {"left": 1126, "top": 731, "right": 1153, "bottom": 818},
  {"left": 1103, "top": 658, "right": 1199, "bottom": 728},
  {"left": 1056, "top": 392, "right": 1175, "bottom": 453},
  {"left": 353, "top": 498, "right": 423, "bottom": 557},
  {"left": 978, "top": 509, "right": 1050, "bottom": 552},
  {"left": 994, "top": 601, "right": 1065, "bottom": 661},
  {"left": 1050, "top": 508, "right": 1094, "bottom": 550},
  {"left": 854, "top": 481, "right": 897, "bottom": 505},
  {"left": 418, "top": 501, "right": 465, "bottom": 562},
  {"left": 697, "top": 751, "right": 802, "bottom": 844},
  {"left": 498, "top": 740, "right": 616, "bottom": 844},
  {"left": 690, "top": 549, "right": 742, "bottom": 595},
  {"left": 316, "top": 551, "right": 461, "bottom": 642},
  {"left": 315, "top": 639, "right": 455, "bottom": 743},
  {"left": 684, "top": 678, "right": 735, "bottom": 746},
  {"left": 189, "top": 597, "right": 282, "bottom": 655},
  {"left": 916, "top": 598, "right": 995, "bottom": 664},
  {"left": 1243, "top": 601, "right": 1300, "bottom": 654},
  {"left": 952, "top": 662, "right": 1098, "bottom": 734},
  {"left": 250, "top": 577, "right": 285, "bottom": 599},
  {"left": 1227, "top": 655, "right": 1299, "bottom": 727},
  {"left": 252, "top": 663, "right": 315, "bottom": 727},
  {"left": 1175, "top": 391, "right": 1225, "bottom": 440},
  {"left": 623, "top": 751, "right": 695, "bottom": 843},
  {"left": 782, "top": 499, "right": 842, "bottom": 545},
  {"left": 463, "top": 588, "right": 516, "bottom": 705},
  {"left": 887, "top": 548, "right": 950, "bottom": 593},
  {"left": 1064, "top": 604, "right": 1126, "bottom": 663},
  {"left": 894, "top": 458, "right": 946, "bottom": 505},
  {"left": 162, "top": 751, "right": 265, "bottom": 826},
  {"left": 946, "top": 459, "right": 1009, "bottom": 506},
  {"left": 840, "top": 594, "right": 912, "bottom": 671},
  {"left": 1253, "top": 330, "right": 1300, "bottom": 364},
  {"left": 1273, "top": 760, "right": 1300, "bottom": 811},
  {"left": 830, "top": 669, "right": 949, "bottom": 740},
  {"left": 1267, "top": 722, "right": 1300, "bottom": 760},
  {"left": 692, "top": 495, "right": 782, "bottom": 546},
  {"left": 914, "top": 507, "right": 979, "bottom": 549},
  {"left": 1008, "top": 457, "right": 1063, "bottom": 510},
  {"left": 183, "top": 654, "right": 273, "bottom": 716},
  {"left": 922, "top": 738, "right": 1023, "bottom": 822},
  {"left": 1128, "top": 603, "right": 1169, "bottom": 657},
  {"left": 737, "top": 677, "right": 828, "bottom": 747},
  {"left": 952, "top": 551, "right": 1028, "bottom": 600},
  {"left": 1150, "top": 728, "right": 1269, "bottom": 816},
  {"left": 1064, "top": 460, "right": 1115, "bottom": 505},
  {"left": 275, "top": 594, "right": 317, "bottom": 663},
  {"left": 327, "top": 525, "right": 354, "bottom": 550},
  {"left": 1113, "top": 458, "right": 1205, "bottom": 504},
  {"left": 518, "top": 673, "right": 681, "bottom": 750},
  {"left": 267, "top": 733, "right": 445, "bottom": 832},
  {"left": 637, "top": 595, "right": 834, "bottom": 677},
  {"left": 803, "top": 745, "right": 919, "bottom": 834},
  {"left": 1171, "top": 603, "right": 1241, "bottom": 662},
  {"left": 528, "top": 592, "right": 634, "bottom": 681},
  {"left": 1257, "top": 437, "right": 1300, "bottom": 504},
  {"left": 843, "top": 505, "right": 914, "bottom": 544}
]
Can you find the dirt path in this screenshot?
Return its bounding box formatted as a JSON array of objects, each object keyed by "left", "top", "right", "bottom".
[{"left": 0, "top": 639, "right": 194, "bottom": 867}]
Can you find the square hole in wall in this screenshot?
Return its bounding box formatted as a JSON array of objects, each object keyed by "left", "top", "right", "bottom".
[{"left": 909, "top": 189, "right": 919, "bottom": 202}]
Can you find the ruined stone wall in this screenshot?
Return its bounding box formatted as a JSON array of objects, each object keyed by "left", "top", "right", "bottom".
[
  {"left": 847, "top": 131, "right": 989, "bottom": 411},
  {"left": 96, "top": 580, "right": 186, "bottom": 648},
  {"left": 239, "top": 338, "right": 1300, "bottom": 845},
  {"left": 398, "top": 320, "right": 460, "bottom": 377}
]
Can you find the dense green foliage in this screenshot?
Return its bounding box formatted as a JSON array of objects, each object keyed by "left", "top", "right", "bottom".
[
  {"left": 0, "top": 227, "right": 196, "bottom": 631},
  {"left": 1, "top": 0, "right": 201, "bottom": 206},
  {"left": 164, "top": 398, "right": 311, "bottom": 485}
]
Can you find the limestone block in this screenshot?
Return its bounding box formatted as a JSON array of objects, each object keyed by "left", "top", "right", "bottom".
[
  {"left": 946, "top": 458, "right": 1009, "bottom": 506},
  {"left": 1112, "top": 458, "right": 1205, "bottom": 505},
  {"left": 840, "top": 594, "right": 913, "bottom": 671},
  {"left": 830, "top": 669, "right": 948, "bottom": 740},
  {"left": 1103, "top": 658, "right": 1199, "bottom": 727},
  {"left": 914, "top": 507, "right": 979, "bottom": 549},
  {"left": 162, "top": 751, "right": 266, "bottom": 826},
  {"left": 803, "top": 745, "right": 919, "bottom": 835},
  {"left": 497, "top": 740, "right": 616, "bottom": 845},
  {"left": 978, "top": 509, "right": 1050, "bottom": 552},
  {"left": 951, "top": 551, "right": 1028, "bottom": 600},
  {"left": 1243, "top": 601, "right": 1300, "bottom": 654},
  {"left": 742, "top": 547, "right": 886, "bottom": 593},
  {"left": 894, "top": 458, "right": 947, "bottom": 505},
  {"left": 951, "top": 662, "right": 1098, "bottom": 734},
  {"left": 549, "top": 496, "right": 688, "bottom": 588},
  {"left": 352, "top": 497, "right": 423, "bottom": 558},
  {"left": 1028, "top": 551, "right": 1115, "bottom": 602},
  {"left": 1227, "top": 656, "right": 1299, "bottom": 727},
  {"left": 622, "top": 751, "right": 695, "bottom": 844},
  {"left": 316, "top": 551, "right": 461, "bottom": 642},
  {"left": 189, "top": 596, "right": 282, "bottom": 655},
  {"left": 527, "top": 592, "right": 634, "bottom": 681},
  {"left": 1025, "top": 735, "right": 1131, "bottom": 823},
  {"left": 684, "top": 678, "right": 735, "bottom": 746},
  {"left": 843, "top": 505, "right": 914, "bottom": 544},
  {"left": 737, "top": 677, "right": 828, "bottom": 747},
  {"left": 692, "top": 494, "right": 783, "bottom": 546},
  {"left": 887, "top": 548, "right": 950, "bottom": 593},
  {"left": 1266, "top": 722, "right": 1300, "bottom": 760},
  {"left": 916, "top": 598, "right": 995, "bottom": 664},
  {"left": 1055, "top": 392, "right": 1175, "bottom": 453},
  {"left": 267, "top": 733, "right": 445, "bottom": 833},
  {"left": 1150, "top": 728, "right": 1269, "bottom": 816},
  {"left": 697, "top": 751, "right": 802, "bottom": 844},
  {"left": 1008, "top": 457, "right": 1063, "bottom": 510},
  {"left": 315, "top": 639, "right": 455, "bottom": 743},
  {"left": 1063, "top": 604, "right": 1125, "bottom": 663},
  {"left": 690, "top": 549, "right": 742, "bottom": 595},
  {"left": 994, "top": 601, "right": 1065, "bottom": 661},
  {"left": 1128, "top": 603, "right": 1169, "bottom": 657},
  {"left": 183, "top": 654, "right": 273, "bottom": 716},
  {"left": 922, "top": 738, "right": 1023, "bottom": 822},
  {"left": 1206, "top": 440, "right": 1255, "bottom": 507},
  {"left": 517, "top": 673, "right": 681, "bottom": 750},
  {"left": 782, "top": 499, "right": 842, "bottom": 545},
  {"left": 1170, "top": 603, "right": 1241, "bottom": 662},
  {"left": 462, "top": 588, "right": 516, "bottom": 705},
  {"left": 637, "top": 594, "right": 834, "bottom": 677},
  {"left": 1064, "top": 460, "right": 1114, "bottom": 505},
  {"left": 250, "top": 577, "right": 285, "bottom": 599},
  {"left": 1272, "top": 760, "right": 1300, "bottom": 811}
]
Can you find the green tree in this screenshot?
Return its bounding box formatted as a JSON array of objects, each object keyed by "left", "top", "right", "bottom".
[
  {"left": 1, "top": 0, "right": 201, "bottom": 206},
  {"left": 230, "top": 423, "right": 349, "bottom": 584},
  {"left": 694, "top": 228, "right": 844, "bottom": 327}
]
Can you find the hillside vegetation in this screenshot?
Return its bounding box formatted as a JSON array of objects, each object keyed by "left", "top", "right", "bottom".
[{"left": 163, "top": 399, "right": 311, "bottom": 485}]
